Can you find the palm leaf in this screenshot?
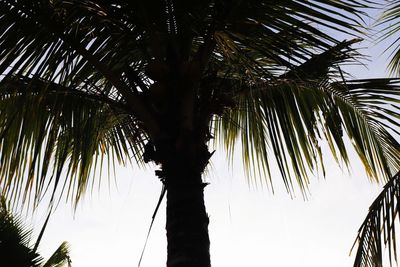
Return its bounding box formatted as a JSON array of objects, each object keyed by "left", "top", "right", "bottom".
[
  {"left": 0, "top": 196, "right": 72, "bottom": 267},
  {"left": 0, "top": 197, "right": 43, "bottom": 266},
  {"left": 43, "top": 242, "right": 72, "bottom": 267},
  {"left": 377, "top": 0, "right": 400, "bottom": 74},
  {"left": 0, "top": 76, "right": 147, "bottom": 206},
  {"left": 210, "top": 1, "right": 368, "bottom": 78},
  {"left": 214, "top": 40, "right": 400, "bottom": 192},
  {"left": 352, "top": 171, "right": 400, "bottom": 267},
  {"left": 347, "top": 4, "right": 400, "bottom": 266}
]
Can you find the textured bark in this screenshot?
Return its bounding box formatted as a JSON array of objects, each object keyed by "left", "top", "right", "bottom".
[{"left": 165, "top": 174, "right": 211, "bottom": 267}]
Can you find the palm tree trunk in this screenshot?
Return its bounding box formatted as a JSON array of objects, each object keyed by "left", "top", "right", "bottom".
[
  {"left": 152, "top": 126, "right": 212, "bottom": 266},
  {"left": 166, "top": 177, "right": 211, "bottom": 267}
]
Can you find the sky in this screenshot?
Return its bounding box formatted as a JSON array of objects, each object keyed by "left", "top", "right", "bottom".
[
  {"left": 29, "top": 146, "right": 384, "bottom": 267},
  {"left": 20, "top": 8, "right": 400, "bottom": 267}
]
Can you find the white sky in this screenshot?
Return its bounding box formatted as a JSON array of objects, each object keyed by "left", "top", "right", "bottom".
[
  {"left": 23, "top": 14, "right": 400, "bottom": 267},
  {"left": 30, "top": 146, "right": 383, "bottom": 267}
]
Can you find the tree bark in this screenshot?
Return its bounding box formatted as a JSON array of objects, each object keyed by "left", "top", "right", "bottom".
[{"left": 165, "top": 175, "right": 211, "bottom": 267}]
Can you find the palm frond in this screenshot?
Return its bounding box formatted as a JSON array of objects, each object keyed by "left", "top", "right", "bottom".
[
  {"left": 214, "top": 40, "right": 400, "bottom": 192},
  {"left": 0, "top": 0, "right": 158, "bottom": 134},
  {"left": 211, "top": 0, "right": 369, "bottom": 79},
  {"left": 43, "top": 242, "right": 72, "bottom": 267},
  {"left": 352, "top": 171, "right": 400, "bottom": 267},
  {"left": 377, "top": 0, "right": 400, "bottom": 74},
  {"left": 0, "top": 0, "right": 370, "bottom": 90},
  {"left": 0, "top": 196, "right": 43, "bottom": 266},
  {"left": 0, "top": 196, "right": 72, "bottom": 267},
  {"left": 0, "top": 76, "right": 147, "bottom": 207},
  {"left": 331, "top": 78, "right": 400, "bottom": 178}
]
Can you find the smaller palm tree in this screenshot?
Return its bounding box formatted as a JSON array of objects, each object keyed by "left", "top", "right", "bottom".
[{"left": 0, "top": 197, "right": 72, "bottom": 267}]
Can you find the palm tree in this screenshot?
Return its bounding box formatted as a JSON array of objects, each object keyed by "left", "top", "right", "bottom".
[
  {"left": 0, "top": 197, "right": 72, "bottom": 267},
  {"left": 1, "top": 1, "right": 400, "bottom": 266}
]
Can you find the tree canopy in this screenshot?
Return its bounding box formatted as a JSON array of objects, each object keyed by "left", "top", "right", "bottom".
[{"left": 0, "top": 0, "right": 399, "bottom": 202}]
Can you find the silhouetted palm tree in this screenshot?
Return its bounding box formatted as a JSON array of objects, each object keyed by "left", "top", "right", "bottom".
[
  {"left": 1, "top": 1, "right": 400, "bottom": 266},
  {"left": 0, "top": 197, "right": 72, "bottom": 267}
]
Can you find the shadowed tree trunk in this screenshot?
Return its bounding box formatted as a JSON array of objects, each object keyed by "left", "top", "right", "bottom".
[
  {"left": 151, "top": 136, "right": 212, "bottom": 266},
  {"left": 143, "top": 47, "right": 214, "bottom": 265},
  {"left": 166, "top": 178, "right": 210, "bottom": 267}
]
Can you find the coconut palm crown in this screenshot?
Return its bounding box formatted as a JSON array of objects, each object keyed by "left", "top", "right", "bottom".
[{"left": 1, "top": 1, "right": 400, "bottom": 267}]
